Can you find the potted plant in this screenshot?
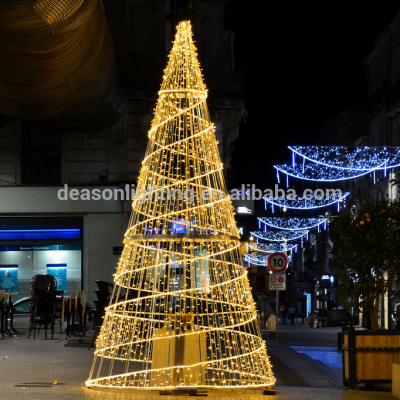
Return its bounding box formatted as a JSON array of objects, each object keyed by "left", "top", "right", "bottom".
[
  {"left": 330, "top": 198, "right": 400, "bottom": 330},
  {"left": 329, "top": 198, "right": 400, "bottom": 388}
]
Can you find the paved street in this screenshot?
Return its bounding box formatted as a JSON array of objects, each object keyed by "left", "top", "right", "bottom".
[
  {"left": 0, "top": 324, "right": 394, "bottom": 400},
  {"left": 284, "top": 324, "right": 341, "bottom": 347}
]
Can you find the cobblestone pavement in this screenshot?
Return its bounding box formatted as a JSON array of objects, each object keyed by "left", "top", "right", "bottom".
[{"left": 0, "top": 329, "right": 393, "bottom": 400}]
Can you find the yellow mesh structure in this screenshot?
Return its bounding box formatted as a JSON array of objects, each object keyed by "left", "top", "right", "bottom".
[
  {"left": 0, "top": 0, "right": 125, "bottom": 131},
  {"left": 86, "top": 21, "right": 275, "bottom": 391}
]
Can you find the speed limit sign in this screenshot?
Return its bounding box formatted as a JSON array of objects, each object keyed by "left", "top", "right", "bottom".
[{"left": 268, "top": 252, "right": 289, "bottom": 273}]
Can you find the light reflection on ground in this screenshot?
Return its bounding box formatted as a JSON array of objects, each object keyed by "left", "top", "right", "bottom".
[{"left": 290, "top": 346, "right": 342, "bottom": 369}]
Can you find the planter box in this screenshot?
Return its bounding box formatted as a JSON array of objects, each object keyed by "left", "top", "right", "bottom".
[{"left": 342, "top": 326, "right": 400, "bottom": 389}]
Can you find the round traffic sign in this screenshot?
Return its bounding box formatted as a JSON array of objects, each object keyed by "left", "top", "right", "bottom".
[{"left": 268, "top": 252, "right": 289, "bottom": 273}]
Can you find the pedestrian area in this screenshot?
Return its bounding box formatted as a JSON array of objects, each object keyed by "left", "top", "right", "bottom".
[{"left": 0, "top": 328, "right": 394, "bottom": 400}]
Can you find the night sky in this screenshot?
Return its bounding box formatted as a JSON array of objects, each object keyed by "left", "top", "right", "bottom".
[{"left": 225, "top": 2, "right": 400, "bottom": 190}]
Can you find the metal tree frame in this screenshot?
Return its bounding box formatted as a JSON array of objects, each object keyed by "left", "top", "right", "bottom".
[{"left": 86, "top": 21, "right": 275, "bottom": 391}]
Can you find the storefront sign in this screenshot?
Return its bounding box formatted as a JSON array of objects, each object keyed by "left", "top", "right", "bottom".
[
  {"left": 268, "top": 274, "right": 286, "bottom": 290},
  {"left": 47, "top": 264, "right": 67, "bottom": 292},
  {"left": 0, "top": 265, "right": 18, "bottom": 293},
  {"left": 172, "top": 218, "right": 188, "bottom": 234},
  {"left": 0, "top": 245, "right": 81, "bottom": 252}
]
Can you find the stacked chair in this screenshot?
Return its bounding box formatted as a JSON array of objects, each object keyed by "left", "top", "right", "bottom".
[
  {"left": 27, "top": 274, "right": 90, "bottom": 340},
  {"left": 62, "top": 290, "right": 88, "bottom": 338},
  {"left": 88, "top": 280, "right": 137, "bottom": 349},
  {"left": 28, "top": 274, "right": 58, "bottom": 339},
  {"left": 88, "top": 280, "right": 113, "bottom": 349}
]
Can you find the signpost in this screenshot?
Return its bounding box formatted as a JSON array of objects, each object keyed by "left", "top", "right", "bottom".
[
  {"left": 269, "top": 274, "right": 286, "bottom": 290},
  {"left": 268, "top": 252, "right": 289, "bottom": 274},
  {"left": 267, "top": 253, "right": 289, "bottom": 342}
]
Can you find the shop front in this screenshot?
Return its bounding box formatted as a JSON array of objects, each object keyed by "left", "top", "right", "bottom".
[{"left": 0, "top": 217, "right": 83, "bottom": 300}]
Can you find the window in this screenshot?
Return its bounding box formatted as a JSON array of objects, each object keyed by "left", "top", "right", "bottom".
[{"left": 20, "top": 125, "right": 62, "bottom": 185}]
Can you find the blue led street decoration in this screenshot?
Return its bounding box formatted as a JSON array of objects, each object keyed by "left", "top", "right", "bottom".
[
  {"left": 250, "top": 230, "right": 309, "bottom": 242},
  {"left": 274, "top": 164, "right": 376, "bottom": 182},
  {"left": 289, "top": 146, "right": 400, "bottom": 170},
  {"left": 244, "top": 253, "right": 291, "bottom": 267},
  {"left": 274, "top": 146, "right": 400, "bottom": 183},
  {"left": 244, "top": 253, "right": 269, "bottom": 266},
  {"left": 247, "top": 242, "right": 298, "bottom": 253},
  {"left": 244, "top": 145, "right": 391, "bottom": 267},
  {"left": 263, "top": 191, "right": 349, "bottom": 210},
  {"left": 258, "top": 217, "right": 327, "bottom": 231}
]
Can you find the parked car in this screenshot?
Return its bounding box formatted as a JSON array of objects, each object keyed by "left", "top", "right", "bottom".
[{"left": 13, "top": 297, "right": 32, "bottom": 314}]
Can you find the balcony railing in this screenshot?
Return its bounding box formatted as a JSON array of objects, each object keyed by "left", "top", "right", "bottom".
[{"left": 117, "top": 58, "right": 244, "bottom": 99}]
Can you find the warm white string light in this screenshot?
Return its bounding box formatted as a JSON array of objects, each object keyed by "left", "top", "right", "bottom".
[{"left": 86, "top": 21, "right": 275, "bottom": 391}]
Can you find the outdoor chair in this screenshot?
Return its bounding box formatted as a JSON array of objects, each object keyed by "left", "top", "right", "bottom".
[
  {"left": 95, "top": 280, "right": 127, "bottom": 302},
  {"left": 94, "top": 289, "right": 110, "bottom": 303},
  {"left": 93, "top": 299, "right": 109, "bottom": 313},
  {"left": 60, "top": 290, "right": 89, "bottom": 338},
  {"left": 95, "top": 280, "right": 113, "bottom": 295},
  {"left": 79, "top": 290, "right": 88, "bottom": 334},
  {"left": 64, "top": 291, "right": 80, "bottom": 337},
  {"left": 28, "top": 274, "right": 58, "bottom": 339},
  {"left": 53, "top": 291, "right": 64, "bottom": 333},
  {"left": 31, "top": 274, "right": 57, "bottom": 294},
  {"left": 88, "top": 308, "right": 104, "bottom": 349}
]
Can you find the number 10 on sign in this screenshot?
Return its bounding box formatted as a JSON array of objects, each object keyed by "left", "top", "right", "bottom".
[{"left": 267, "top": 252, "right": 289, "bottom": 274}]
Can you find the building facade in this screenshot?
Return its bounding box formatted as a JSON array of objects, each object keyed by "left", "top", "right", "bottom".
[
  {"left": 0, "top": 0, "right": 244, "bottom": 304},
  {"left": 315, "top": 9, "right": 400, "bottom": 329}
]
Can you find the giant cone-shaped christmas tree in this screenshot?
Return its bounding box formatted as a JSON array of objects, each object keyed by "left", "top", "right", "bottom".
[{"left": 86, "top": 21, "right": 275, "bottom": 390}]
